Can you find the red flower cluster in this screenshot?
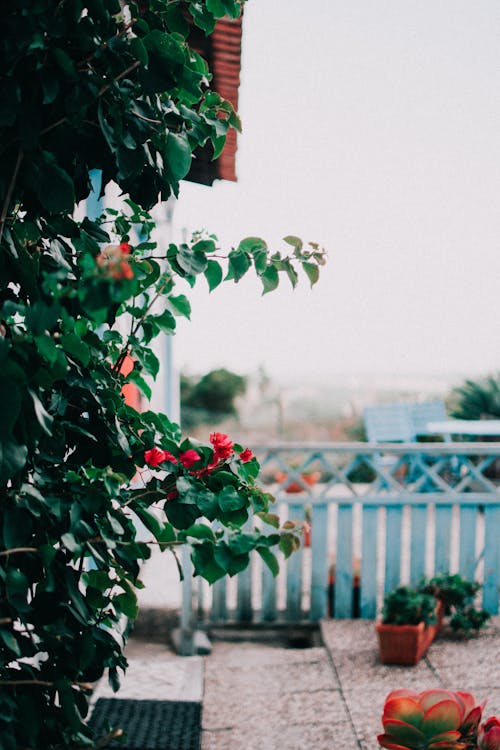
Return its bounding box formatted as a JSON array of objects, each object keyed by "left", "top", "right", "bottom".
[
  {"left": 144, "top": 447, "right": 177, "bottom": 468},
  {"left": 210, "top": 432, "right": 234, "bottom": 461},
  {"left": 144, "top": 446, "right": 201, "bottom": 469},
  {"left": 144, "top": 434, "right": 253, "bottom": 475},
  {"left": 97, "top": 242, "right": 134, "bottom": 280},
  {"left": 178, "top": 449, "right": 201, "bottom": 468}
]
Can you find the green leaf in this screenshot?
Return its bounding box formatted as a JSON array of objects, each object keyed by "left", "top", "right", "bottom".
[
  {"left": 165, "top": 132, "right": 192, "bottom": 181},
  {"left": 144, "top": 29, "right": 185, "bottom": 65},
  {"left": 279, "top": 533, "right": 301, "bottom": 559},
  {"left": 130, "top": 37, "right": 148, "bottom": 65},
  {"left": 0, "top": 440, "right": 28, "bottom": 483},
  {"left": 184, "top": 523, "right": 215, "bottom": 542},
  {"left": 114, "top": 590, "right": 139, "bottom": 619},
  {"left": 126, "top": 371, "right": 152, "bottom": 400},
  {"left": 177, "top": 244, "right": 207, "bottom": 276},
  {"left": 283, "top": 235, "right": 303, "bottom": 251},
  {"left": 35, "top": 335, "right": 59, "bottom": 365},
  {"left": 25, "top": 301, "right": 61, "bottom": 334},
  {"left": 0, "top": 379, "right": 21, "bottom": 437},
  {"left": 256, "top": 512, "right": 280, "bottom": 529},
  {"left": 218, "top": 487, "right": 246, "bottom": 513},
  {"left": 226, "top": 249, "right": 251, "bottom": 282},
  {"left": 191, "top": 546, "right": 225, "bottom": 583},
  {"left": 0, "top": 630, "right": 21, "bottom": 657},
  {"left": 302, "top": 261, "right": 320, "bottom": 287},
  {"left": 168, "top": 294, "right": 191, "bottom": 318},
  {"left": 34, "top": 154, "right": 75, "bottom": 214},
  {"left": 284, "top": 260, "right": 298, "bottom": 289},
  {"left": 134, "top": 507, "right": 176, "bottom": 544},
  {"left": 258, "top": 547, "right": 279, "bottom": 577},
  {"left": 261, "top": 265, "right": 279, "bottom": 295},
  {"left": 29, "top": 389, "right": 53, "bottom": 435},
  {"left": 204, "top": 260, "right": 223, "bottom": 291},
  {"left": 60, "top": 333, "right": 90, "bottom": 366}
]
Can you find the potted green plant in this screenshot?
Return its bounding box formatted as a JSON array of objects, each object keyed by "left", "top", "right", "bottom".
[
  {"left": 375, "top": 585, "right": 443, "bottom": 665},
  {"left": 419, "top": 572, "right": 490, "bottom": 636},
  {"left": 274, "top": 465, "right": 321, "bottom": 493}
]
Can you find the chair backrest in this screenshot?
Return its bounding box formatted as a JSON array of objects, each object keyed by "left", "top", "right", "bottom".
[
  {"left": 410, "top": 399, "right": 448, "bottom": 436},
  {"left": 363, "top": 403, "right": 416, "bottom": 443}
]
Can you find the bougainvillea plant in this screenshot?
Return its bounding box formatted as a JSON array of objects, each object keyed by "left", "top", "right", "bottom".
[
  {"left": 377, "top": 688, "right": 498, "bottom": 750},
  {"left": 0, "top": 1, "right": 326, "bottom": 748}
]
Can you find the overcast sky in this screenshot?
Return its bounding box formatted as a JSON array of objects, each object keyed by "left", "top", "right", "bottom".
[{"left": 171, "top": 0, "right": 500, "bottom": 383}]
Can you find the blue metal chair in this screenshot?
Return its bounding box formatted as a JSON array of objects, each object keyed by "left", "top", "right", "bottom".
[
  {"left": 410, "top": 399, "right": 449, "bottom": 440},
  {"left": 364, "top": 403, "right": 416, "bottom": 443},
  {"left": 363, "top": 404, "right": 416, "bottom": 488}
]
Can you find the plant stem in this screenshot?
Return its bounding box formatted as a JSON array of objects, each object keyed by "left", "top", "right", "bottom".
[
  {"left": 0, "top": 547, "right": 38, "bottom": 558},
  {"left": 0, "top": 147, "right": 23, "bottom": 244}
]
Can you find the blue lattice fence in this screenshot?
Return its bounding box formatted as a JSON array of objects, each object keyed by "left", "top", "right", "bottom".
[{"left": 188, "top": 442, "right": 500, "bottom": 627}]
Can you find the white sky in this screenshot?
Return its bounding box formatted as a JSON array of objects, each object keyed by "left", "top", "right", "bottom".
[{"left": 171, "top": 0, "right": 500, "bottom": 383}]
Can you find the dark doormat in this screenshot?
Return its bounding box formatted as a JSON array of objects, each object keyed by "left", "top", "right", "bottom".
[{"left": 88, "top": 698, "right": 202, "bottom": 750}]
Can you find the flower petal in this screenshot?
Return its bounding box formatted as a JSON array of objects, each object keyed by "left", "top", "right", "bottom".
[
  {"left": 377, "top": 734, "right": 415, "bottom": 750},
  {"left": 383, "top": 697, "right": 424, "bottom": 728},
  {"left": 420, "top": 690, "right": 460, "bottom": 714},
  {"left": 382, "top": 719, "right": 426, "bottom": 748},
  {"left": 422, "top": 700, "right": 462, "bottom": 737}
]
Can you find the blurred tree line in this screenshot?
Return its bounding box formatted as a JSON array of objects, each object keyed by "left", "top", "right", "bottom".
[{"left": 181, "top": 368, "right": 247, "bottom": 428}]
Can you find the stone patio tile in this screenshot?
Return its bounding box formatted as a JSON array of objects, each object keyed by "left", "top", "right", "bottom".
[
  {"left": 203, "top": 687, "right": 347, "bottom": 731},
  {"left": 477, "top": 688, "right": 500, "bottom": 716},
  {"left": 321, "top": 618, "right": 377, "bottom": 654},
  {"left": 202, "top": 721, "right": 356, "bottom": 750},
  {"left": 343, "top": 688, "right": 389, "bottom": 750},
  {"left": 332, "top": 646, "right": 439, "bottom": 691},
  {"left": 204, "top": 658, "right": 339, "bottom": 694},
  {"left": 428, "top": 632, "right": 500, "bottom": 689},
  {"left": 206, "top": 641, "right": 326, "bottom": 668}
]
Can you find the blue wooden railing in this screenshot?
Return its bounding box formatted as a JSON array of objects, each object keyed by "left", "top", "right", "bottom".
[{"left": 187, "top": 441, "right": 500, "bottom": 630}]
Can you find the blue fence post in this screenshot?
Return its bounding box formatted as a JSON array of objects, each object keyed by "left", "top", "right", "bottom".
[
  {"left": 483, "top": 505, "right": 500, "bottom": 614},
  {"left": 384, "top": 505, "right": 402, "bottom": 593},
  {"left": 286, "top": 501, "right": 304, "bottom": 621},
  {"left": 335, "top": 504, "right": 353, "bottom": 617},
  {"left": 410, "top": 504, "right": 427, "bottom": 585},
  {"left": 360, "top": 504, "right": 378, "bottom": 618},
  {"left": 310, "top": 501, "right": 328, "bottom": 621}
]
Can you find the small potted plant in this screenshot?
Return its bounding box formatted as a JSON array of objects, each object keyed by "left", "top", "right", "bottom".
[
  {"left": 419, "top": 572, "right": 490, "bottom": 636},
  {"left": 274, "top": 464, "right": 321, "bottom": 493},
  {"left": 375, "top": 585, "right": 443, "bottom": 665}
]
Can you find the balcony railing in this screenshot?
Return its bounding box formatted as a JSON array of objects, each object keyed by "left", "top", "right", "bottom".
[{"left": 187, "top": 441, "right": 500, "bottom": 632}]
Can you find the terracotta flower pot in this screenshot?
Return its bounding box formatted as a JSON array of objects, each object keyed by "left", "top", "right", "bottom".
[
  {"left": 274, "top": 471, "right": 321, "bottom": 493},
  {"left": 375, "top": 601, "right": 444, "bottom": 666}
]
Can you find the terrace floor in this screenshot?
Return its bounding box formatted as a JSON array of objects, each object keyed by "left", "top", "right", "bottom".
[{"left": 92, "top": 613, "right": 500, "bottom": 750}]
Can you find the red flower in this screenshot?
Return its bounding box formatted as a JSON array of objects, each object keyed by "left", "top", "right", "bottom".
[
  {"left": 118, "top": 259, "right": 134, "bottom": 279},
  {"left": 119, "top": 242, "right": 131, "bottom": 254},
  {"left": 210, "top": 432, "right": 234, "bottom": 461},
  {"left": 239, "top": 448, "right": 253, "bottom": 463},
  {"left": 161, "top": 451, "right": 178, "bottom": 464},
  {"left": 479, "top": 717, "right": 500, "bottom": 750},
  {"left": 144, "top": 447, "right": 166, "bottom": 468},
  {"left": 144, "top": 447, "right": 178, "bottom": 467},
  {"left": 179, "top": 449, "right": 201, "bottom": 468}
]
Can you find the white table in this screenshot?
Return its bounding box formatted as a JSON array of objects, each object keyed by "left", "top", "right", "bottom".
[{"left": 426, "top": 419, "right": 500, "bottom": 438}]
